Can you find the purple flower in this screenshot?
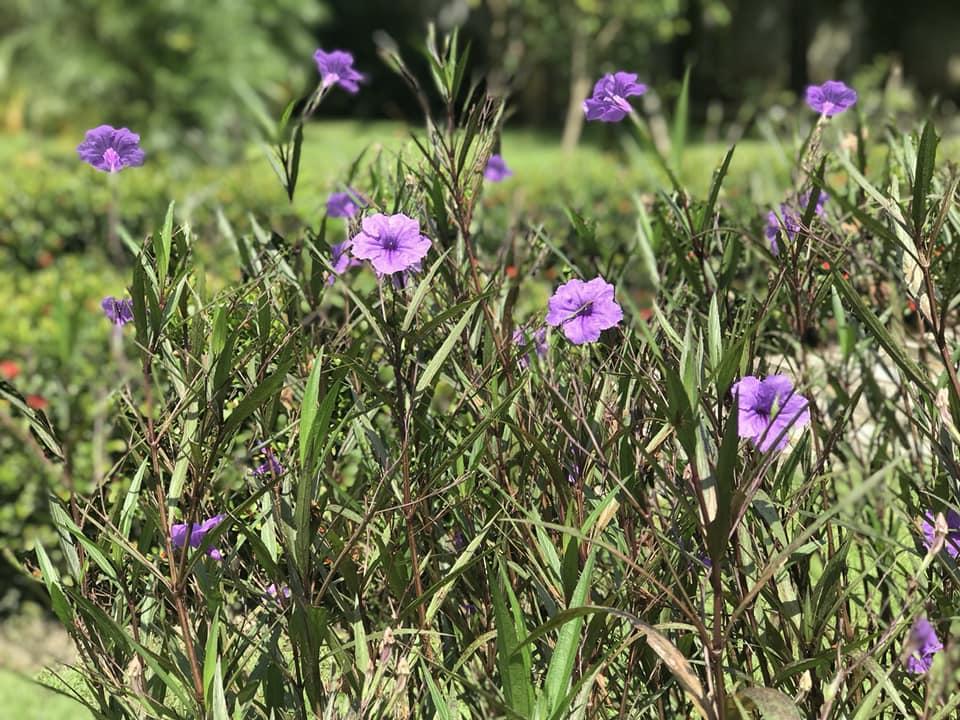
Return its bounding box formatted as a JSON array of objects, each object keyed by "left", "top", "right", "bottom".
[
  {"left": 101, "top": 296, "right": 134, "bottom": 326},
  {"left": 805, "top": 81, "right": 857, "bottom": 117},
  {"left": 253, "top": 449, "right": 284, "bottom": 478},
  {"left": 583, "top": 72, "right": 647, "bottom": 123},
  {"left": 326, "top": 190, "right": 365, "bottom": 218},
  {"left": 512, "top": 326, "right": 548, "bottom": 368},
  {"left": 730, "top": 375, "right": 810, "bottom": 453},
  {"left": 545, "top": 276, "right": 624, "bottom": 345},
  {"left": 800, "top": 190, "right": 829, "bottom": 215},
  {"left": 765, "top": 191, "right": 829, "bottom": 255},
  {"left": 765, "top": 207, "right": 799, "bottom": 256},
  {"left": 904, "top": 617, "right": 943, "bottom": 674},
  {"left": 77, "top": 125, "right": 145, "bottom": 173},
  {"left": 484, "top": 154, "right": 513, "bottom": 182},
  {"left": 325, "top": 241, "right": 363, "bottom": 285},
  {"left": 313, "top": 49, "right": 366, "bottom": 94},
  {"left": 350, "top": 213, "right": 431, "bottom": 275},
  {"left": 920, "top": 509, "right": 960, "bottom": 558},
  {"left": 265, "top": 583, "right": 292, "bottom": 601},
  {"left": 171, "top": 514, "right": 226, "bottom": 561}
]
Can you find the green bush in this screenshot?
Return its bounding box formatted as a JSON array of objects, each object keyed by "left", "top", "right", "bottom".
[{"left": 11, "top": 33, "right": 960, "bottom": 719}]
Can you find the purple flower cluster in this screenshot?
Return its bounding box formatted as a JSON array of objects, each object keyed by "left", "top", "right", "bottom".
[
  {"left": 920, "top": 509, "right": 960, "bottom": 558},
  {"left": 805, "top": 81, "right": 858, "bottom": 117},
  {"left": 730, "top": 375, "right": 810, "bottom": 453},
  {"left": 765, "top": 190, "right": 828, "bottom": 256},
  {"left": 904, "top": 617, "right": 943, "bottom": 674},
  {"left": 171, "top": 514, "right": 226, "bottom": 561},
  {"left": 512, "top": 326, "right": 548, "bottom": 367},
  {"left": 546, "top": 277, "right": 623, "bottom": 345},
  {"left": 314, "top": 49, "right": 366, "bottom": 94},
  {"left": 101, "top": 296, "right": 134, "bottom": 326},
  {"left": 583, "top": 72, "right": 647, "bottom": 122},
  {"left": 484, "top": 154, "right": 513, "bottom": 182},
  {"left": 77, "top": 125, "right": 145, "bottom": 173},
  {"left": 265, "top": 583, "right": 292, "bottom": 601}
]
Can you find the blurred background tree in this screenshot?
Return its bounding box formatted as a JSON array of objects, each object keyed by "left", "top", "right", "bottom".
[
  {"left": 0, "top": 0, "right": 327, "bottom": 159},
  {"left": 1, "top": 0, "right": 958, "bottom": 156}
]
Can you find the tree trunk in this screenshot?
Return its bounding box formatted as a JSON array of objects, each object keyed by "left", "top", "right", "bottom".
[{"left": 561, "top": 29, "right": 590, "bottom": 153}]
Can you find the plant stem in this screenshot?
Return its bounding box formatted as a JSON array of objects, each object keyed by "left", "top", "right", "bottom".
[{"left": 143, "top": 355, "right": 205, "bottom": 708}]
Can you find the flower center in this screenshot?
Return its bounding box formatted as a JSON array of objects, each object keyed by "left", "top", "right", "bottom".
[
  {"left": 574, "top": 301, "right": 594, "bottom": 318},
  {"left": 382, "top": 234, "right": 399, "bottom": 251},
  {"left": 102, "top": 147, "right": 122, "bottom": 172}
]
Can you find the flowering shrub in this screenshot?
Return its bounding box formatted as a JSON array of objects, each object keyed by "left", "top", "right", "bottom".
[{"left": 9, "top": 29, "right": 960, "bottom": 720}]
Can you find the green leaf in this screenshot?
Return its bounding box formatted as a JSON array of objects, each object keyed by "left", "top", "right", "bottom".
[
  {"left": 736, "top": 687, "right": 803, "bottom": 720},
  {"left": 671, "top": 66, "right": 692, "bottom": 172},
  {"left": 424, "top": 521, "right": 493, "bottom": 624},
  {"left": 222, "top": 355, "right": 294, "bottom": 439},
  {"left": 832, "top": 272, "right": 934, "bottom": 394},
  {"left": 285, "top": 122, "right": 304, "bottom": 202},
  {"left": 707, "top": 394, "right": 739, "bottom": 563},
  {"left": 707, "top": 294, "right": 721, "bottom": 372},
  {"left": 545, "top": 551, "right": 596, "bottom": 716},
  {"left": 402, "top": 249, "right": 451, "bottom": 332},
  {"left": 699, "top": 145, "right": 735, "bottom": 234},
  {"left": 299, "top": 350, "right": 324, "bottom": 468},
  {"left": 211, "top": 658, "right": 229, "bottom": 720},
  {"left": 424, "top": 671, "right": 455, "bottom": 720},
  {"left": 203, "top": 614, "right": 221, "bottom": 700},
  {"left": 0, "top": 379, "right": 63, "bottom": 462},
  {"left": 157, "top": 201, "right": 174, "bottom": 286},
  {"left": 912, "top": 120, "right": 939, "bottom": 236},
  {"left": 491, "top": 558, "right": 533, "bottom": 718},
  {"left": 35, "top": 542, "right": 73, "bottom": 626},
  {"left": 633, "top": 199, "right": 660, "bottom": 291},
  {"left": 50, "top": 501, "right": 112, "bottom": 582},
  {"left": 415, "top": 300, "right": 479, "bottom": 394}
]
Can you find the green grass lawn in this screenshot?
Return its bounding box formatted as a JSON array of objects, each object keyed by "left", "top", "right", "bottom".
[{"left": 0, "top": 670, "right": 88, "bottom": 720}]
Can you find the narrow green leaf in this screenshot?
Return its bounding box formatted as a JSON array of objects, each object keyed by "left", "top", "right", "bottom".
[
  {"left": 707, "top": 394, "right": 739, "bottom": 562},
  {"left": 491, "top": 558, "right": 533, "bottom": 717},
  {"left": 402, "top": 249, "right": 451, "bottom": 332},
  {"left": 211, "top": 658, "right": 229, "bottom": 720},
  {"left": 299, "top": 350, "right": 324, "bottom": 468},
  {"left": 912, "top": 120, "right": 939, "bottom": 236},
  {"left": 736, "top": 687, "right": 804, "bottom": 720},
  {"left": 670, "top": 66, "right": 692, "bottom": 172},
  {"left": 35, "top": 542, "right": 73, "bottom": 626},
  {"left": 203, "top": 614, "right": 220, "bottom": 700},
  {"left": 157, "top": 201, "right": 174, "bottom": 286},
  {"left": 699, "top": 145, "right": 735, "bottom": 233},
  {"left": 633, "top": 199, "right": 660, "bottom": 290},
  {"left": 0, "top": 379, "right": 63, "bottom": 462},
  {"left": 222, "top": 356, "right": 294, "bottom": 439},
  {"left": 545, "top": 551, "right": 596, "bottom": 716},
  {"left": 833, "top": 272, "right": 934, "bottom": 394},
  {"left": 415, "top": 300, "right": 479, "bottom": 394}
]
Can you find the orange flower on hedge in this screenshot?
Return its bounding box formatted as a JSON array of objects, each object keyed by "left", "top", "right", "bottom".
[{"left": 0, "top": 360, "right": 20, "bottom": 381}]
